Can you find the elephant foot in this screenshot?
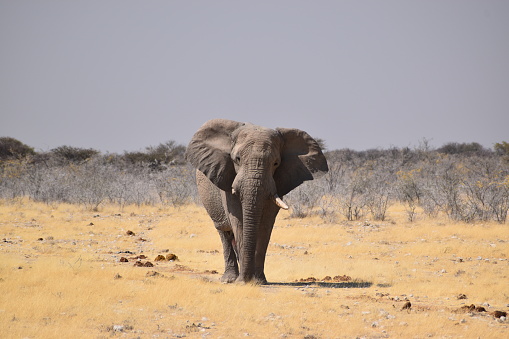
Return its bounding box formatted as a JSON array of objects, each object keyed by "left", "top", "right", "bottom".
[
  {"left": 234, "top": 273, "right": 268, "bottom": 285},
  {"left": 220, "top": 269, "right": 239, "bottom": 284},
  {"left": 254, "top": 272, "right": 268, "bottom": 285}
]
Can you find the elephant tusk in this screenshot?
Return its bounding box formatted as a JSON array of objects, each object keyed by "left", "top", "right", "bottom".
[
  {"left": 274, "top": 195, "right": 289, "bottom": 210},
  {"left": 232, "top": 188, "right": 237, "bottom": 195}
]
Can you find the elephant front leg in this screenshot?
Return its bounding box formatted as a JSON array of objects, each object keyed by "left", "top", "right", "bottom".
[
  {"left": 254, "top": 202, "right": 279, "bottom": 285},
  {"left": 217, "top": 230, "right": 239, "bottom": 283}
]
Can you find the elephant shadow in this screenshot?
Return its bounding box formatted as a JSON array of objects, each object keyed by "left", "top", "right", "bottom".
[{"left": 264, "top": 281, "right": 375, "bottom": 289}]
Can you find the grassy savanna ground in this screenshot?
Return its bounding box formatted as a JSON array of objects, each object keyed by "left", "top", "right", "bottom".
[{"left": 1, "top": 200, "right": 508, "bottom": 338}]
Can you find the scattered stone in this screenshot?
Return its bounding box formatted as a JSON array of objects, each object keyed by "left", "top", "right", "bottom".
[
  {"left": 455, "top": 304, "right": 487, "bottom": 314},
  {"left": 457, "top": 294, "right": 467, "bottom": 300},
  {"left": 37, "top": 238, "right": 43, "bottom": 241},
  {"left": 154, "top": 255, "right": 166, "bottom": 261},
  {"left": 137, "top": 237, "right": 147, "bottom": 242},
  {"left": 491, "top": 311, "right": 507, "bottom": 319},
  {"left": 134, "top": 261, "right": 153, "bottom": 267},
  {"left": 88, "top": 222, "right": 94, "bottom": 226},
  {"left": 118, "top": 250, "right": 135, "bottom": 255},
  {"left": 114, "top": 273, "right": 122, "bottom": 279},
  {"left": 113, "top": 325, "right": 124, "bottom": 332},
  {"left": 401, "top": 301, "right": 412, "bottom": 310},
  {"left": 126, "top": 230, "right": 135, "bottom": 236},
  {"left": 204, "top": 270, "right": 219, "bottom": 274},
  {"left": 119, "top": 257, "right": 129, "bottom": 262},
  {"left": 134, "top": 255, "right": 147, "bottom": 260},
  {"left": 166, "top": 253, "right": 178, "bottom": 261},
  {"left": 296, "top": 275, "right": 352, "bottom": 283},
  {"left": 332, "top": 275, "right": 352, "bottom": 282}
]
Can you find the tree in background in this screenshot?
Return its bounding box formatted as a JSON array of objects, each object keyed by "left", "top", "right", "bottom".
[
  {"left": 0, "top": 137, "right": 35, "bottom": 160},
  {"left": 51, "top": 146, "right": 99, "bottom": 163}
]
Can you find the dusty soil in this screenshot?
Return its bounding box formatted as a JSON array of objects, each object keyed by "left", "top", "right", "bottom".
[{"left": 1, "top": 201, "right": 508, "bottom": 338}]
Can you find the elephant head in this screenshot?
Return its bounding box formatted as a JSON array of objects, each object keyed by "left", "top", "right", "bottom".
[{"left": 186, "top": 119, "right": 328, "bottom": 282}]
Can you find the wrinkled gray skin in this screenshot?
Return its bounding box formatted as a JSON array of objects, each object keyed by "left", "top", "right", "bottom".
[{"left": 186, "top": 119, "right": 328, "bottom": 284}]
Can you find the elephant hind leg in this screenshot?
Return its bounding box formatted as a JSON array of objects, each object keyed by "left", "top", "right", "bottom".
[{"left": 218, "top": 230, "right": 239, "bottom": 283}]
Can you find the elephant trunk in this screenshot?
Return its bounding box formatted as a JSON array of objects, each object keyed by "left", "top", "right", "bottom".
[{"left": 237, "top": 176, "right": 266, "bottom": 282}]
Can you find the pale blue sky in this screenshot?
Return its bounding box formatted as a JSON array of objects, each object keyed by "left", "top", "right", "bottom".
[{"left": 1, "top": 1, "right": 508, "bottom": 153}]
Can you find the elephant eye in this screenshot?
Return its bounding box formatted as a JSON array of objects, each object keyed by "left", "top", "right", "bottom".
[{"left": 274, "top": 161, "right": 279, "bottom": 167}]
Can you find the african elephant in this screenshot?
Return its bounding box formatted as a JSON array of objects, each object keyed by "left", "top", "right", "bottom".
[{"left": 186, "top": 119, "right": 328, "bottom": 284}]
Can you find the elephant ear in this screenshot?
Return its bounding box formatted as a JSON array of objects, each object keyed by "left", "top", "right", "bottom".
[
  {"left": 274, "top": 128, "right": 329, "bottom": 197},
  {"left": 186, "top": 119, "right": 244, "bottom": 191}
]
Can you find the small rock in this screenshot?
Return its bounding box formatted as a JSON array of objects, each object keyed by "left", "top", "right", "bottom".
[
  {"left": 492, "top": 311, "right": 507, "bottom": 319},
  {"left": 119, "top": 257, "right": 129, "bottom": 262},
  {"left": 143, "top": 261, "right": 154, "bottom": 267},
  {"left": 113, "top": 325, "right": 124, "bottom": 332},
  {"left": 126, "top": 230, "right": 135, "bottom": 236},
  {"left": 166, "top": 253, "right": 178, "bottom": 261},
  {"left": 154, "top": 255, "right": 166, "bottom": 261},
  {"left": 457, "top": 294, "right": 467, "bottom": 300},
  {"left": 114, "top": 273, "right": 122, "bottom": 279},
  {"left": 475, "top": 306, "right": 486, "bottom": 312},
  {"left": 401, "top": 301, "right": 412, "bottom": 310},
  {"left": 88, "top": 222, "right": 94, "bottom": 226}
]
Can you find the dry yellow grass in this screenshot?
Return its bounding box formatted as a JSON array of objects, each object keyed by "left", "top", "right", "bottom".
[{"left": 1, "top": 199, "right": 508, "bottom": 338}]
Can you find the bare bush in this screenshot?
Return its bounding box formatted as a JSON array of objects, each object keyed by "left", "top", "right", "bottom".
[
  {"left": 1, "top": 137, "right": 507, "bottom": 223},
  {"left": 396, "top": 169, "right": 422, "bottom": 222}
]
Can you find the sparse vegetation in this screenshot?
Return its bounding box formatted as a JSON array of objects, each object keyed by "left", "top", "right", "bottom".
[
  {"left": 1, "top": 138, "right": 508, "bottom": 224},
  {"left": 0, "top": 137, "right": 508, "bottom": 337},
  {"left": 1, "top": 201, "right": 507, "bottom": 338}
]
